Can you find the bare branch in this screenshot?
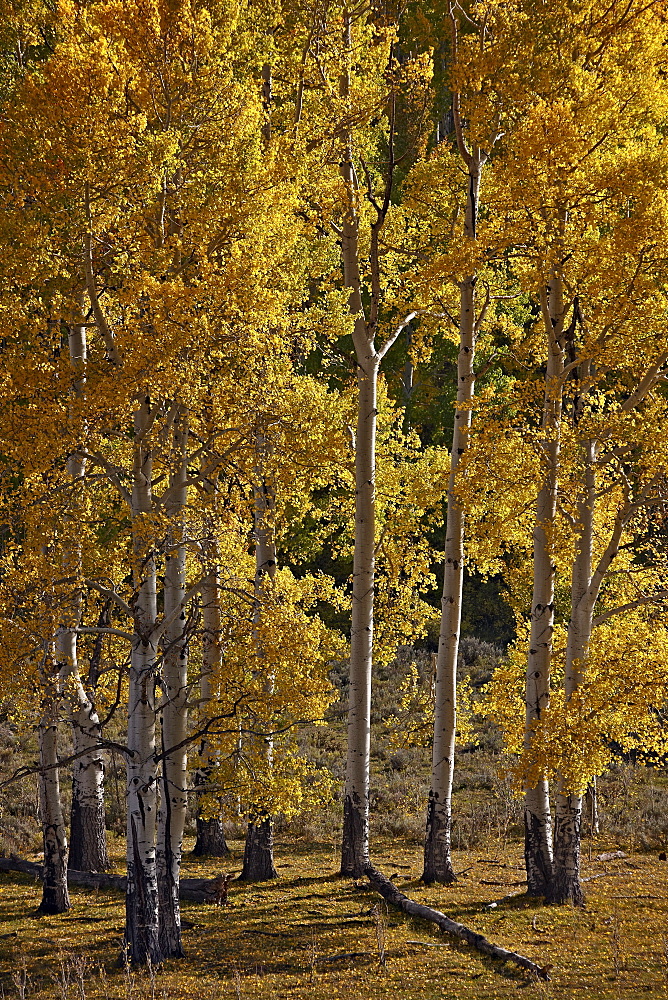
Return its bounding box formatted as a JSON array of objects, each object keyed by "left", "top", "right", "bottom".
[
  {"left": 150, "top": 579, "right": 203, "bottom": 643},
  {"left": 593, "top": 591, "right": 668, "bottom": 626},
  {"left": 76, "top": 626, "right": 136, "bottom": 642},
  {"left": 80, "top": 451, "right": 132, "bottom": 507},
  {"left": 85, "top": 579, "right": 132, "bottom": 616},
  {"left": 621, "top": 350, "right": 668, "bottom": 412},
  {"left": 0, "top": 736, "right": 135, "bottom": 787},
  {"left": 377, "top": 311, "right": 418, "bottom": 362}
]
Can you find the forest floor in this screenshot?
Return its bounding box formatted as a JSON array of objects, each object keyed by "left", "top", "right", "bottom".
[{"left": 1, "top": 835, "right": 667, "bottom": 1000}]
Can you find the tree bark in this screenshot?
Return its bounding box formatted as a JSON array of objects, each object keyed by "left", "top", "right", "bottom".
[
  {"left": 156, "top": 406, "right": 188, "bottom": 958},
  {"left": 423, "top": 151, "right": 481, "bottom": 884},
  {"left": 239, "top": 817, "right": 277, "bottom": 881},
  {"left": 586, "top": 778, "right": 599, "bottom": 836},
  {"left": 66, "top": 634, "right": 108, "bottom": 873},
  {"left": 552, "top": 437, "right": 595, "bottom": 906},
  {"left": 342, "top": 350, "right": 377, "bottom": 876},
  {"left": 64, "top": 319, "right": 108, "bottom": 873},
  {"left": 339, "top": 14, "right": 378, "bottom": 874},
  {"left": 241, "top": 428, "right": 278, "bottom": 882},
  {"left": 192, "top": 414, "right": 229, "bottom": 859},
  {"left": 193, "top": 815, "right": 229, "bottom": 857},
  {"left": 523, "top": 275, "right": 565, "bottom": 897},
  {"left": 192, "top": 563, "right": 229, "bottom": 858},
  {"left": 37, "top": 684, "right": 70, "bottom": 914},
  {"left": 124, "top": 395, "right": 161, "bottom": 966}
]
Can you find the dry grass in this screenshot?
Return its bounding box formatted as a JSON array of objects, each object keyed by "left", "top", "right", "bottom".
[{"left": 1, "top": 836, "right": 668, "bottom": 1000}]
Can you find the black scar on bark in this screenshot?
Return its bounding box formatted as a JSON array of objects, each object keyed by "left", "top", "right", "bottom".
[
  {"left": 38, "top": 825, "right": 70, "bottom": 914},
  {"left": 341, "top": 794, "right": 367, "bottom": 877},
  {"left": 551, "top": 808, "right": 585, "bottom": 906},
  {"left": 524, "top": 811, "right": 553, "bottom": 897},
  {"left": 422, "top": 792, "right": 456, "bottom": 885}
]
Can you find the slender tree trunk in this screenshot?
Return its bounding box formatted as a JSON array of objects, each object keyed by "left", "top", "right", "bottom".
[
  {"left": 523, "top": 275, "right": 565, "bottom": 897},
  {"left": 66, "top": 624, "right": 108, "bottom": 873},
  {"left": 192, "top": 561, "right": 229, "bottom": 858},
  {"left": 241, "top": 429, "right": 278, "bottom": 882},
  {"left": 156, "top": 406, "right": 188, "bottom": 958},
  {"left": 586, "top": 779, "right": 599, "bottom": 836},
  {"left": 238, "top": 63, "right": 279, "bottom": 883},
  {"left": 338, "top": 12, "right": 406, "bottom": 875},
  {"left": 552, "top": 438, "right": 595, "bottom": 906},
  {"left": 423, "top": 158, "right": 480, "bottom": 885},
  {"left": 125, "top": 396, "right": 161, "bottom": 966},
  {"left": 342, "top": 347, "right": 378, "bottom": 876},
  {"left": 64, "top": 319, "right": 108, "bottom": 872},
  {"left": 37, "top": 676, "right": 70, "bottom": 914},
  {"left": 338, "top": 37, "right": 380, "bottom": 871}
]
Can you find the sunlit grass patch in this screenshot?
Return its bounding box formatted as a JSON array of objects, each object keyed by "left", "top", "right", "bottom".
[{"left": 1, "top": 837, "right": 668, "bottom": 999}]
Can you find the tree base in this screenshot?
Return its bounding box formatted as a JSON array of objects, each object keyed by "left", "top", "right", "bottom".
[
  {"left": 192, "top": 817, "right": 229, "bottom": 857},
  {"left": 37, "top": 891, "right": 70, "bottom": 915},
  {"left": 552, "top": 793, "right": 584, "bottom": 906},
  {"left": 239, "top": 818, "right": 277, "bottom": 882},
  {"left": 524, "top": 810, "right": 554, "bottom": 897},
  {"left": 341, "top": 795, "right": 368, "bottom": 877},
  {"left": 422, "top": 796, "right": 456, "bottom": 884},
  {"left": 549, "top": 876, "right": 585, "bottom": 907},
  {"left": 40, "top": 846, "right": 70, "bottom": 914}
]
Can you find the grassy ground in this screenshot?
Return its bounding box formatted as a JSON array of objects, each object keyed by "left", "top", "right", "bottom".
[
  {"left": 1, "top": 835, "right": 668, "bottom": 1000},
  {"left": 3, "top": 647, "right": 668, "bottom": 999}
]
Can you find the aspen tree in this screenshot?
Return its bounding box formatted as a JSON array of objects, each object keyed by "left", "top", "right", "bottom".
[
  {"left": 192, "top": 465, "right": 229, "bottom": 858},
  {"left": 64, "top": 317, "right": 109, "bottom": 874},
  {"left": 549, "top": 327, "right": 668, "bottom": 903},
  {"left": 192, "top": 561, "right": 229, "bottom": 858},
  {"left": 37, "top": 651, "right": 71, "bottom": 914},
  {"left": 270, "top": 0, "right": 442, "bottom": 872},
  {"left": 336, "top": 8, "right": 434, "bottom": 877},
  {"left": 239, "top": 51, "right": 279, "bottom": 881},
  {"left": 443, "top": 0, "right": 668, "bottom": 900},
  {"left": 0, "top": 0, "right": 285, "bottom": 960},
  {"left": 156, "top": 405, "right": 189, "bottom": 958},
  {"left": 240, "top": 423, "right": 279, "bottom": 882},
  {"left": 522, "top": 274, "right": 565, "bottom": 895},
  {"left": 422, "top": 4, "right": 500, "bottom": 885}
]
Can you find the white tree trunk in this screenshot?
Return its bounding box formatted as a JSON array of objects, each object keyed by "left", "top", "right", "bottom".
[
  {"left": 157, "top": 406, "right": 188, "bottom": 958},
  {"left": 423, "top": 159, "right": 480, "bottom": 884},
  {"left": 125, "top": 396, "right": 161, "bottom": 966},
  {"left": 37, "top": 669, "right": 70, "bottom": 914},
  {"left": 65, "top": 320, "right": 108, "bottom": 873},
  {"left": 241, "top": 430, "right": 278, "bottom": 882},
  {"left": 524, "top": 275, "right": 565, "bottom": 896},
  {"left": 553, "top": 438, "right": 595, "bottom": 905},
  {"left": 64, "top": 624, "right": 108, "bottom": 873},
  {"left": 192, "top": 558, "right": 229, "bottom": 857},
  {"left": 340, "top": 144, "right": 378, "bottom": 872},
  {"left": 338, "top": 11, "right": 405, "bottom": 874}
]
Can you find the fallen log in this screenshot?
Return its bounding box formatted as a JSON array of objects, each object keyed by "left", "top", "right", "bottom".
[
  {"left": 595, "top": 850, "right": 627, "bottom": 862},
  {"left": 362, "top": 861, "right": 550, "bottom": 981},
  {"left": 0, "top": 857, "right": 223, "bottom": 903}
]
